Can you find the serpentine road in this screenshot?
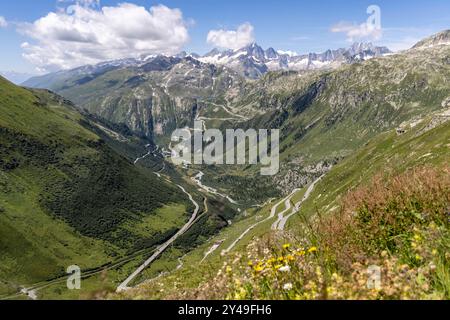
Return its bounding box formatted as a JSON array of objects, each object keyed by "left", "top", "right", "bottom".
[
  {"left": 224, "top": 175, "right": 325, "bottom": 253},
  {"left": 270, "top": 189, "right": 300, "bottom": 231},
  {"left": 275, "top": 174, "right": 325, "bottom": 231},
  {"left": 223, "top": 189, "right": 299, "bottom": 253}
]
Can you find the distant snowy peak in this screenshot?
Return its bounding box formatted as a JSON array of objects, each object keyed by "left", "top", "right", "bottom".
[
  {"left": 198, "top": 42, "right": 392, "bottom": 78},
  {"left": 198, "top": 43, "right": 271, "bottom": 78}
]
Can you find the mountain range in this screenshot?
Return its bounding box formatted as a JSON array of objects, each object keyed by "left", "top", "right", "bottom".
[
  {"left": 20, "top": 41, "right": 393, "bottom": 143},
  {"left": 24, "top": 42, "right": 392, "bottom": 87},
  {"left": 197, "top": 42, "right": 391, "bottom": 78}
]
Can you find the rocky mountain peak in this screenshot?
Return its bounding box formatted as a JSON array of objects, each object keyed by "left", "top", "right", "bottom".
[{"left": 265, "top": 47, "right": 279, "bottom": 59}]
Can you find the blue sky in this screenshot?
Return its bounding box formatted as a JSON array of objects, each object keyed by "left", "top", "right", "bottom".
[{"left": 0, "top": 0, "right": 449, "bottom": 74}]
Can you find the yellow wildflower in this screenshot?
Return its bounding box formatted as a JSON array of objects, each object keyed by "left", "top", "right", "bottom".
[
  {"left": 234, "top": 287, "right": 247, "bottom": 300},
  {"left": 254, "top": 265, "right": 264, "bottom": 273},
  {"left": 296, "top": 250, "right": 306, "bottom": 256},
  {"left": 326, "top": 286, "right": 335, "bottom": 295},
  {"left": 308, "top": 246, "right": 318, "bottom": 253}
]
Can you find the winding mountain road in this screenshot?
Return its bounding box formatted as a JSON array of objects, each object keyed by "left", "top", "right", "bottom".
[
  {"left": 223, "top": 189, "right": 299, "bottom": 253},
  {"left": 223, "top": 175, "right": 325, "bottom": 253},
  {"left": 198, "top": 100, "right": 249, "bottom": 121},
  {"left": 275, "top": 174, "right": 325, "bottom": 231},
  {"left": 192, "top": 171, "right": 238, "bottom": 205},
  {"left": 270, "top": 189, "right": 300, "bottom": 230},
  {"left": 116, "top": 185, "right": 200, "bottom": 292}
]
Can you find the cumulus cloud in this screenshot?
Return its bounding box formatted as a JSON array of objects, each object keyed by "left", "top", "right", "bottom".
[
  {"left": 0, "top": 16, "right": 7, "bottom": 28},
  {"left": 331, "top": 21, "right": 382, "bottom": 42},
  {"left": 207, "top": 22, "right": 255, "bottom": 50},
  {"left": 331, "top": 5, "right": 383, "bottom": 42},
  {"left": 20, "top": 2, "right": 190, "bottom": 71}
]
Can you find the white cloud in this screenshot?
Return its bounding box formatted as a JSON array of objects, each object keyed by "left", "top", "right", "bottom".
[
  {"left": 20, "top": 2, "right": 190, "bottom": 71},
  {"left": 207, "top": 23, "right": 255, "bottom": 50},
  {"left": 331, "top": 21, "right": 382, "bottom": 42},
  {"left": 0, "top": 16, "right": 7, "bottom": 28}
]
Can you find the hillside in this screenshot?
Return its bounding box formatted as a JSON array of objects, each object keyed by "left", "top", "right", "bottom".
[
  {"left": 23, "top": 57, "right": 247, "bottom": 140},
  {"left": 0, "top": 76, "right": 193, "bottom": 297}
]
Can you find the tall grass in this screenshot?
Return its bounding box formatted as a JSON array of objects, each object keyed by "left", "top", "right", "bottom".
[
  {"left": 160, "top": 165, "right": 450, "bottom": 300},
  {"left": 314, "top": 165, "right": 449, "bottom": 271}
]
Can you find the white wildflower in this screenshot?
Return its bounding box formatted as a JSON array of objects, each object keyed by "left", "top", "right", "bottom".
[
  {"left": 283, "top": 283, "right": 293, "bottom": 290},
  {"left": 279, "top": 265, "right": 291, "bottom": 272}
]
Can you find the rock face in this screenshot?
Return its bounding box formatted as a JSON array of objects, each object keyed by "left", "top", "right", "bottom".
[{"left": 275, "top": 161, "right": 335, "bottom": 195}]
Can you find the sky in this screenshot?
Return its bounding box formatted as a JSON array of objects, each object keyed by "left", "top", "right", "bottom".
[{"left": 0, "top": 0, "right": 449, "bottom": 74}]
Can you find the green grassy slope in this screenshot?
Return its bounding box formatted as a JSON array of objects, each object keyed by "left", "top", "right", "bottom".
[
  {"left": 289, "top": 111, "right": 450, "bottom": 230},
  {"left": 0, "top": 76, "right": 190, "bottom": 296}
]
